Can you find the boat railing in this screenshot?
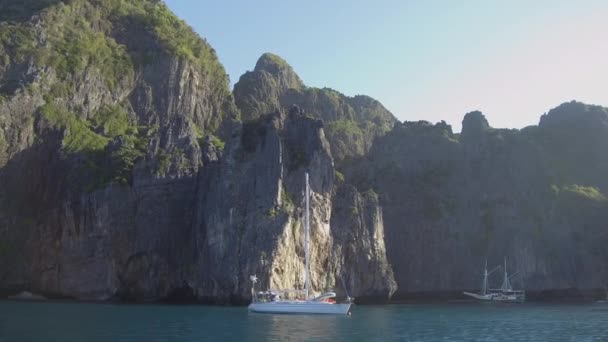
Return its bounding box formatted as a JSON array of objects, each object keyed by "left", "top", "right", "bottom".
[
  {"left": 488, "top": 288, "right": 525, "bottom": 293},
  {"left": 255, "top": 289, "right": 350, "bottom": 303},
  {"left": 256, "top": 288, "right": 311, "bottom": 302}
]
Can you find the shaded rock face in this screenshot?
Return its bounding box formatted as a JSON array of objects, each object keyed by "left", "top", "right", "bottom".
[
  {"left": 536, "top": 101, "right": 608, "bottom": 191},
  {"left": 461, "top": 110, "right": 490, "bottom": 145},
  {"left": 233, "top": 54, "right": 397, "bottom": 162},
  {"left": 330, "top": 185, "right": 397, "bottom": 301},
  {"left": 345, "top": 102, "right": 608, "bottom": 297},
  {"left": 0, "top": 0, "right": 237, "bottom": 300}
]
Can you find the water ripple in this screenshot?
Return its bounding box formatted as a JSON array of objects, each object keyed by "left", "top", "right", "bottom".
[{"left": 0, "top": 301, "right": 607, "bottom": 341}]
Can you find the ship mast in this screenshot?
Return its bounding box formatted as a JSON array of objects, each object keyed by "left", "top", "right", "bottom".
[
  {"left": 304, "top": 172, "right": 311, "bottom": 299},
  {"left": 482, "top": 259, "right": 488, "bottom": 296},
  {"left": 482, "top": 259, "right": 500, "bottom": 295},
  {"left": 500, "top": 257, "right": 513, "bottom": 291}
]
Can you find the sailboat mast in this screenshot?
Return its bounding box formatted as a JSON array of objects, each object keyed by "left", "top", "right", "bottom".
[
  {"left": 501, "top": 256, "right": 512, "bottom": 291},
  {"left": 505, "top": 257, "right": 508, "bottom": 290},
  {"left": 482, "top": 259, "right": 488, "bottom": 295},
  {"left": 305, "top": 172, "right": 311, "bottom": 299}
]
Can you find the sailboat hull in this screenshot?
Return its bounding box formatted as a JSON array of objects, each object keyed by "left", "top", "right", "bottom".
[
  {"left": 463, "top": 291, "right": 525, "bottom": 303},
  {"left": 248, "top": 302, "right": 352, "bottom": 315}
]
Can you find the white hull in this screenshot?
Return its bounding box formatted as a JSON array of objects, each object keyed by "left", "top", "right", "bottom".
[
  {"left": 248, "top": 301, "right": 352, "bottom": 315},
  {"left": 463, "top": 291, "right": 525, "bottom": 303}
]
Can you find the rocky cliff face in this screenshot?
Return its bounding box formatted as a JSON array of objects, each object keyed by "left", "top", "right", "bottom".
[
  {"left": 192, "top": 107, "right": 395, "bottom": 302},
  {"left": 0, "top": 0, "right": 236, "bottom": 300},
  {"left": 0, "top": 0, "right": 395, "bottom": 302},
  {"left": 346, "top": 103, "right": 608, "bottom": 298},
  {"left": 1, "top": 0, "right": 606, "bottom": 304},
  {"left": 234, "top": 53, "right": 397, "bottom": 161}
]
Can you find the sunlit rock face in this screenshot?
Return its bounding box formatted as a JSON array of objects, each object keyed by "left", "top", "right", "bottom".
[
  {"left": 193, "top": 106, "right": 396, "bottom": 303},
  {"left": 234, "top": 53, "right": 397, "bottom": 162}
]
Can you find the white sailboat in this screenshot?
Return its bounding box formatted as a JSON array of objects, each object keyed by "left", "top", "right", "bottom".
[
  {"left": 248, "top": 173, "right": 353, "bottom": 314},
  {"left": 463, "top": 257, "right": 525, "bottom": 303}
]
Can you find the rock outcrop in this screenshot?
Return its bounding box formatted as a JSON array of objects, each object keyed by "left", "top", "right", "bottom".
[
  {"left": 0, "top": 0, "right": 236, "bottom": 300},
  {"left": 345, "top": 103, "right": 608, "bottom": 299},
  {"left": 192, "top": 107, "right": 396, "bottom": 302},
  {"left": 233, "top": 53, "right": 304, "bottom": 121},
  {"left": 0, "top": 0, "right": 395, "bottom": 302},
  {"left": 233, "top": 53, "right": 397, "bottom": 161}
]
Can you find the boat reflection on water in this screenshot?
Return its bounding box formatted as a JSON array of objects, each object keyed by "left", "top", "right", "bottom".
[{"left": 246, "top": 310, "right": 348, "bottom": 341}]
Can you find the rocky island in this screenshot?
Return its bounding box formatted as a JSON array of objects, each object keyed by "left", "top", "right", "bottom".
[{"left": 0, "top": 0, "right": 606, "bottom": 304}]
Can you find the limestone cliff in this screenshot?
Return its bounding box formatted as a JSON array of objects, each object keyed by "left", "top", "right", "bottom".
[
  {"left": 233, "top": 53, "right": 397, "bottom": 161},
  {"left": 192, "top": 107, "right": 396, "bottom": 302},
  {"left": 345, "top": 103, "right": 608, "bottom": 299},
  {"left": 0, "top": 0, "right": 238, "bottom": 300},
  {"left": 0, "top": 0, "right": 395, "bottom": 302},
  {"left": 1, "top": 0, "right": 607, "bottom": 304}
]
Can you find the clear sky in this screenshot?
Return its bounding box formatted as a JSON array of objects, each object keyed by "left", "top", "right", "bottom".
[{"left": 165, "top": 0, "right": 608, "bottom": 131}]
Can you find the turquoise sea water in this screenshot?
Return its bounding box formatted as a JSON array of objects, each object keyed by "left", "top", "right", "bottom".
[{"left": 0, "top": 301, "right": 607, "bottom": 341}]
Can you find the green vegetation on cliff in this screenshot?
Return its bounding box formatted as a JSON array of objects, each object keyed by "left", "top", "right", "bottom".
[
  {"left": 92, "top": 105, "right": 133, "bottom": 138},
  {"left": 208, "top": 135, "right": 225, "bottom": 150},
  {"left": 233, "top": 54, "right": 397, "bottom": 161},
  {"left": 0, "top": 130, "right": 8, "bottom": 168},
  {"left": 0, "top": 2, "right": 132, "bottom": 88},
  {"left": 0, "top": 0, "right": 230, "bottom": 110},
  {"left": 553, "top": 184, "right": 607, "bottom": 202},
  {"left": 41, "top": 103, "right": 110, "bottom": 154},
  {"left": 0, "top": 0, "right": 236, "bottom": 186},
  {"left": 41, "top": 102, "right": 149, "bottom": 188},
  {"left": 0, "top": 23, "right": 37, "bottom": 64},
  {"left": 101, "top": 0, "right": 227, "bottom": 85},
  {"left": 326, "top": 119, "right": 365, "bottom": 155}
]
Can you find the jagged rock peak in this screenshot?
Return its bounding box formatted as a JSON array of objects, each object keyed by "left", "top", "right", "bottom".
[
  {"left": 233, "top": 53, "right": 396, "bottom": 160},
  {"left": 253, "top": 52, "right": 304, "bottom": 89},
  {"left": 254, "top": 53, "right": 289, "bottom": 71},
  {"left": 461, "top": 110, "right": 490, "bottom": 138},
  {"left": 539, "top": 100, "right": 608, "bottom": 128},
  {"left": 233, "top": 53, "right": 304, "bottom": 122}
]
